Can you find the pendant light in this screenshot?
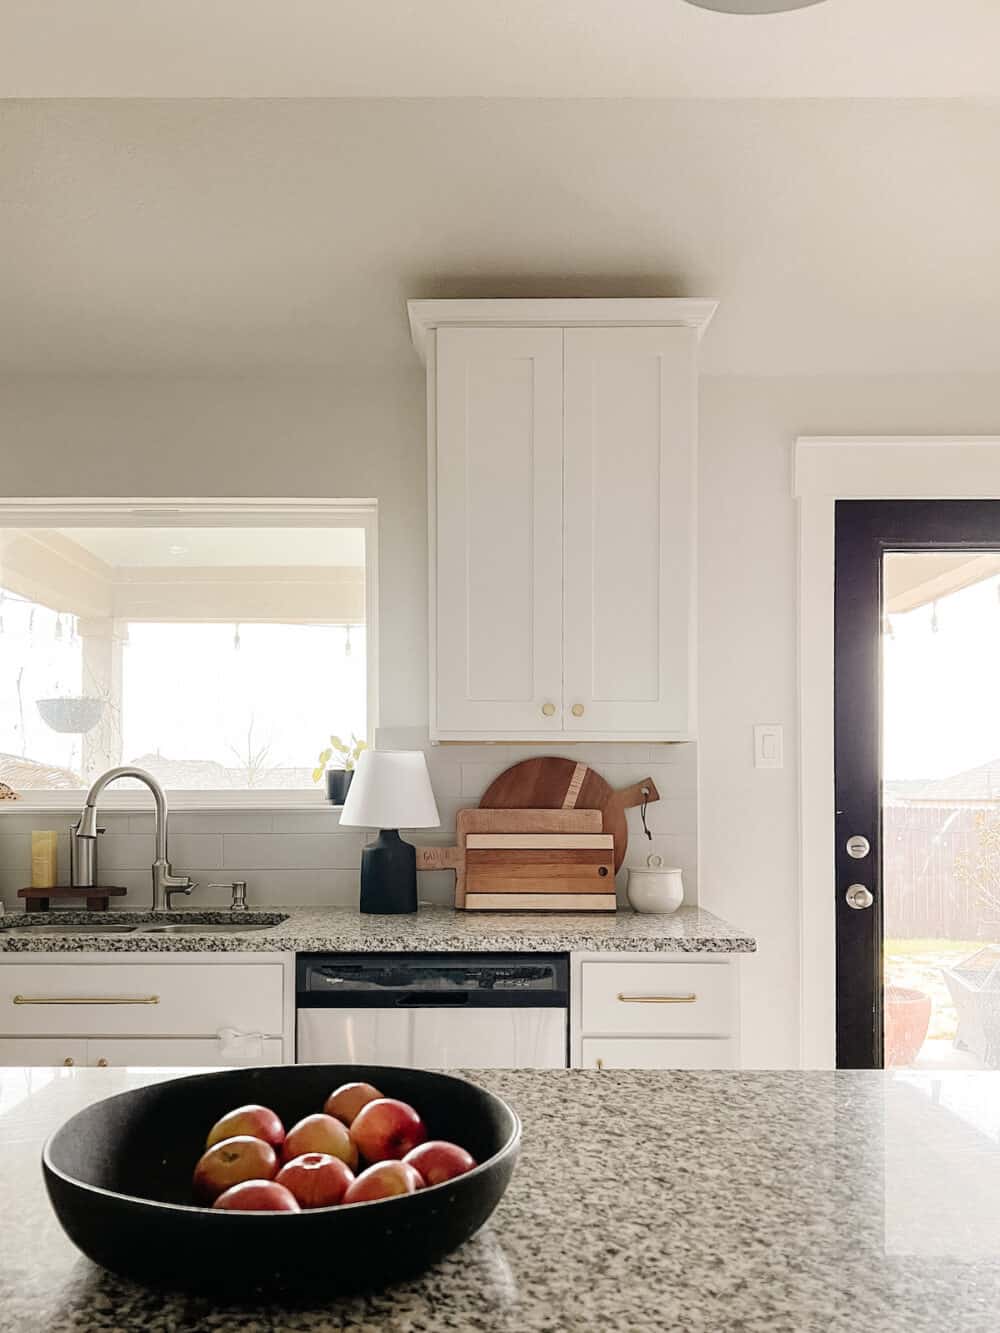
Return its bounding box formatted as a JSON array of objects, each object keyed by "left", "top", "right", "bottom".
[{"left": 683, "top": 0, "right": 826, "bottom": 12}]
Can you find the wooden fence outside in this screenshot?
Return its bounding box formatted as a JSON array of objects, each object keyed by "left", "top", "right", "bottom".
[{"left": 884, "top": 802, "right": 1000, "bottom": 940}]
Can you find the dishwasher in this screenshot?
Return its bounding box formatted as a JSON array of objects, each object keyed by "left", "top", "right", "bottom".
[{"left": 296, "top": 953, "right": 569, "bottom": 1069}]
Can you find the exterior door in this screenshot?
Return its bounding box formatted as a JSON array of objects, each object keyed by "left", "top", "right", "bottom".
[
  {"left": 434, "top": 326, "right": 564, "bottom": 736},
  {"left": 563, "top": 326, "right": 696, "bottom": 738},
  {"left": 835, "top": 501, "right": 1000, "bottom": 1068}
]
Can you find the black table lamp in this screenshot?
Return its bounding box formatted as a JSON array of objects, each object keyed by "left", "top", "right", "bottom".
[{"left": 338, "top": 749, "right": 441, "bottom": 914}]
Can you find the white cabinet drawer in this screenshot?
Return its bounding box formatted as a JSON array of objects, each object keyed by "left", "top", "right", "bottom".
[
  {"left": 0, "top": 1037, "right": 88, "bottom": 1067},
  {"left": 85, "top": 1038, "right": 286, "bottom": 1068},
  {"left": 580, "top": 960, "right": 735, "bottom": 1037},
  {"left": 0, "top": 962, "right": 284, "bottom": 1038},
  {"left": 581, "top": 1037, "right": 737, "bottom": 1070}
]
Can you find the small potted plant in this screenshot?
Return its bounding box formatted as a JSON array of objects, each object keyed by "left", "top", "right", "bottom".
[{"left": 313, "top": 734, "right": 367, "bottom": 804}]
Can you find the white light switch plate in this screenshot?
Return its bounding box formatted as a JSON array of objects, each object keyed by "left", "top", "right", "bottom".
[{"left": 754, "top": 724, "right": 783, "bottom": 769}]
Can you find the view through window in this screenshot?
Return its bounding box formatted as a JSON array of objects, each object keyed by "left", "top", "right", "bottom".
[{"left": 0, "top": 521, "right": 368, "bottom": 792}]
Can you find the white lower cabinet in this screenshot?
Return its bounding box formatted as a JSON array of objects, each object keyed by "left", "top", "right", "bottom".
[
  {"left": 0, "top": 1038, "right": 89, "bottom": 1067},
  {"left": 0, "top": 954, "right": 293, "bottom": 1067},
  {"left": 581, "top": 1037, "right": 738, "bottom": 1071},
  {"left": 571, "top": 952, "right": 741, "bottom": 1070},
  {"left": 0, "top": 1036, "right": 285, "bottom": 1067}
]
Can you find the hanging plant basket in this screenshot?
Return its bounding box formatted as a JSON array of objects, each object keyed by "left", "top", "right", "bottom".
[{"left": 36, "top": 696, "right": 105, "bottom": 735}]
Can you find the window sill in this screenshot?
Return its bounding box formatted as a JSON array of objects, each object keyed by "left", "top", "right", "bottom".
[{"left": 0, "top": 792, "right": 344, "bottom": 814}]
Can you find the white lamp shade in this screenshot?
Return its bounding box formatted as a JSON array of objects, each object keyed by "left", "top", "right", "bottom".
[{"left": 338, "top": 750, "right": 440, "bottom": 830}]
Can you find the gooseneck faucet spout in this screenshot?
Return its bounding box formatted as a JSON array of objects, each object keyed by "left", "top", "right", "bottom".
[{"left": 75, "top": 767, "right": 196, "bottom": 912}]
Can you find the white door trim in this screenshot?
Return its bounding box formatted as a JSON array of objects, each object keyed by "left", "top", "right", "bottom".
[{"left": 794, "top": 436, "right": 1000, "bottom": 1069}]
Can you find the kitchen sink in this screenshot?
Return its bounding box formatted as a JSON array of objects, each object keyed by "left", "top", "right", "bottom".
[
  {"left": 4, "top": 923, "right": 141, "bottom": 935},
  {"left": 0, "top": 912, "right": 288, "bottom": 936},
  {"left": 143, "top": 921, "right": 280, "bottom": 935}
]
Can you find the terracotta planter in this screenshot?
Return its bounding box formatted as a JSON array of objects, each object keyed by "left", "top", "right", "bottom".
[{"left": 884, "top": 985, "right": 932, "bottom": 1067}]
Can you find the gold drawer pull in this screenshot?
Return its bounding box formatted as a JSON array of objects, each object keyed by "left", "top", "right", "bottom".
[
  {"left": 13, "top": 994, "right": 160, "bottom": 1006},
  {"left": 617, "top": 992, "right": 697, "bottom": 1004}
]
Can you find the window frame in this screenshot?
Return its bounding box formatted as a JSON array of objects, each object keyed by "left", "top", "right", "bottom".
[{"left": 0, "top": 497, "right": 379, "bottom": 811}]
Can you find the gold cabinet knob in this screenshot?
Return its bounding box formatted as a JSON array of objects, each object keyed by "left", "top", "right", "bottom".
[
  {"left": 541, "top": 702, "right": 556, "bottom": 717},
  {"left": 571, "top": 703, "right": 585, "bottom": 718},
  {"left": 63, "top": 1057, "right": 75, "bottom": 1067},
  {"left": 96, "top": 1058, "right": 109, "bottom": 1068}
]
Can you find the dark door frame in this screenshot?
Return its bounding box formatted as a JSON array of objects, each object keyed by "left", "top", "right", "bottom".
[{"left": 834, "top": 499, "right": 1000, "bottom": 1068}]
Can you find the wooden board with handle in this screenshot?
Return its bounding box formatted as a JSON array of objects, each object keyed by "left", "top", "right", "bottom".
[
  {"left": 479, "top": 757, "right": 659, "bottom": 872},
  {"left": 414, "top": 807, "right": 603, "bottom": 907},
  {"left": 465, "top": 831, "right": 614, "bottom": 898}
]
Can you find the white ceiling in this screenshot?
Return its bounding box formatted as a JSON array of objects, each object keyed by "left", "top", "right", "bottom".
[
  {"left": 4, "top": 98, "right": 1000, "bottom": 377},
  {"left": 4, "top": 0, "right": 1000, "bottom": 98}
]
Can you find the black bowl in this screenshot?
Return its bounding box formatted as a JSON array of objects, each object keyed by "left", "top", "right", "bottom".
[{"left": 43, "top": 1064, "right": 520, "bottom": 1295}]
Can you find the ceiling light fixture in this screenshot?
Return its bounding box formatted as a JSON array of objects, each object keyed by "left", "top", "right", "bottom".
[{"left": 683, "top": 0, "right": 827, "bottom": 12}]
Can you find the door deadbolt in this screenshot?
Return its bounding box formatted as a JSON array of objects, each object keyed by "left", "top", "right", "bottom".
[
  {"left": 846, "top": 835, "right": 871, "bottom": 859},
  {"left": 846, "top": 884, "right": 874, "bottom": 910}
]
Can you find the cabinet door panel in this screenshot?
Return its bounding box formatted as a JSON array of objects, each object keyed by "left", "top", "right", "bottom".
[
  {"left": 563, "top": 326, "right": 696, "bottom": 736},
  {"left": 581, "top": 1037, "right": 737, "bottom": 1070},
  {"left": 85, "top": 1038, "right": 285, "bottom": 1068},
  {"left": 435, "top": 326, "right": 564, "bottom": 735},
  {"left": 0, "top": 1037, "right": 88, "bottom": 1067}
]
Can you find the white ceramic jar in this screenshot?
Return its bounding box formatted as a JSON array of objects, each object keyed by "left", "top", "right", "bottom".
[{"left": 625, "top": 855, "right": 684, "bottom": 914}]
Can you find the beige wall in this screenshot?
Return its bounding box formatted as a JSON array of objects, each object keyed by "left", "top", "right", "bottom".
[
  {"left": 699, "top": 372, "right": 1000, "bottom": 1067},
  {"left": 3, "top": 369, "right": 1000, "bottom": 1065}
]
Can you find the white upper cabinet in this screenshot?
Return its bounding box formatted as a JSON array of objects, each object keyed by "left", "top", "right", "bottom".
[
  {"left": 562, "top": 326, "right": 697, "bottom": 737},
  {"left": 410, "top": 299, "right": 716, "bottom": 742},
  {"left": 434, "top": 326, "right": 564, "bottom": 735}
]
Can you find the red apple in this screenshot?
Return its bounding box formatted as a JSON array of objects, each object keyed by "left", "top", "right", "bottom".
[
  {"left": 350, "top": 1098, "right": 427, "bottom": 1163},
  {"left": 276, "top": 1152, "right": 355, "bottom": 1208},
  {"left": 342, "top": 1160, "right": 424, "bottom": 1205},
  {"left": 212, "top": 1180, "right": 301, "bottom": 1212},
  {"left": 205, "top": 1103, "right": 285, "bottom": 1151},
  {"left": 193, "top": 1135, "right": 279, "bottom": 1202},
  {"left": 282, "top": 1113, "right": 358, "bottom": 1170},
  {"left": 324, "top": 1081, "right": 384, "bottom": 1127},
  {"left": 403, "top": 1140, "right": 476, "bottom": 1186}
]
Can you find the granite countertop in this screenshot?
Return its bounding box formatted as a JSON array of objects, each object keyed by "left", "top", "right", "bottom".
[
  {"left": 0, "top": 903, "right": 756, "bottom": 954},
  {"left": 3, "top": 1066, "right": 1000, "bottom": 1331}
]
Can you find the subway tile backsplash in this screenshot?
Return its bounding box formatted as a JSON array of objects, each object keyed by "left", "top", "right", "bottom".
[{"left": 0, "top": 734, "right": 698, "bottom": 912}]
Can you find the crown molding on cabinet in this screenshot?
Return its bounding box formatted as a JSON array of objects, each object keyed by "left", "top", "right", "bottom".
[{"left": 407, "top": 298, "right": 718, "bottom": 364}]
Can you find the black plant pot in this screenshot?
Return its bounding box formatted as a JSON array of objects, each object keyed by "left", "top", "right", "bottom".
[{"left": 325, "top": 769, "right": 354, "bottom": 805}]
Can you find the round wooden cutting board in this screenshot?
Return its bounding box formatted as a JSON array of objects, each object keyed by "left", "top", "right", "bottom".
[{"left": 479, "top": 757, "right": 659, "bottom": 872}]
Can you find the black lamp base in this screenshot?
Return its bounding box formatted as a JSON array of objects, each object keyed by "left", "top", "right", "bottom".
[{"left": 359, "top": 828, "right": 418, "bottom": 914}]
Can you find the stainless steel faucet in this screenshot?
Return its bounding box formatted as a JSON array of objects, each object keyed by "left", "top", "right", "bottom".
[{"left": 72, "top": 766, "right": 197, "bottom": 912}]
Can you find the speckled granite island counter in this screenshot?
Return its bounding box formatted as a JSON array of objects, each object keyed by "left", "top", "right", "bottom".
[
  {"left": 3, "top": 1066, "right": 999, "bottom": 1332},
  {"left": 0, "top": 903, "right": 755, "bottom": 954}
]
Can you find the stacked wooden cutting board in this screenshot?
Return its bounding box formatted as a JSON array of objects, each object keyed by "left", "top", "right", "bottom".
[{"left": 416, "top": 758, "right": 659, "bottom": 913}]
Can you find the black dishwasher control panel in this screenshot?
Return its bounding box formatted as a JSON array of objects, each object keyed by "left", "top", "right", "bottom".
[{"left": 296, "top": 952, "right": 569, "bottom": 1008}]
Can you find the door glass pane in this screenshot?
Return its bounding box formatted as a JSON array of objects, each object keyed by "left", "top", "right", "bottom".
[{"left": 883, "top": 551, "right": 1000, "bottom": 1069}]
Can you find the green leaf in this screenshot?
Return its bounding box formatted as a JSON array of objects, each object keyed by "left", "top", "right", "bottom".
[
  {"left": 317, "top": 748, "right": 333, "bottom": 766},
  {"left": 311, "top": 767, "right": 325, "bottom": 784},
  {"left": 329, "top": 735, "right": 348, "bottom": 754}
]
